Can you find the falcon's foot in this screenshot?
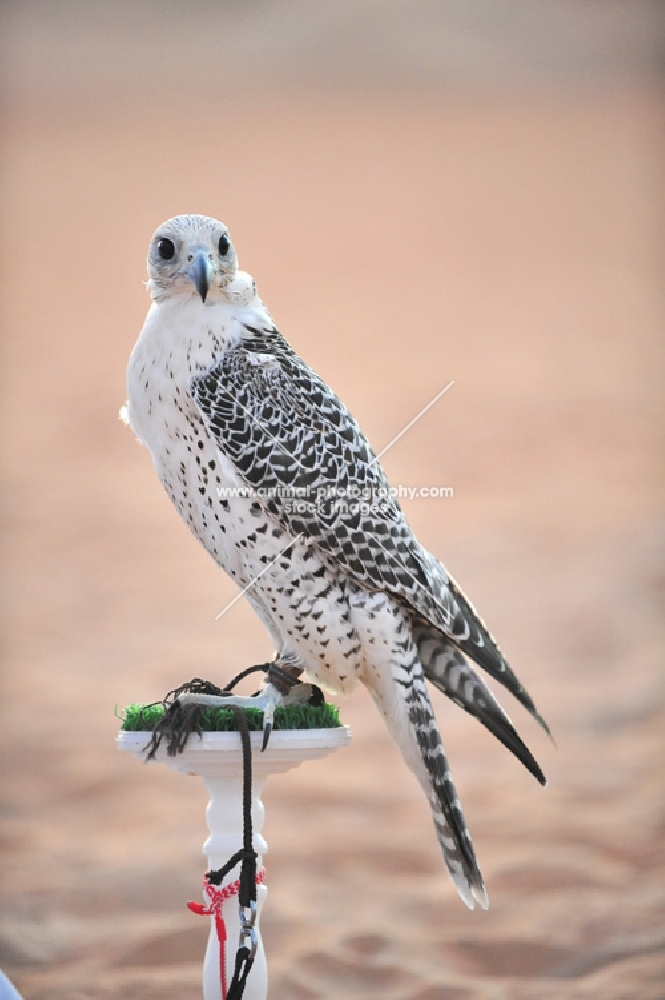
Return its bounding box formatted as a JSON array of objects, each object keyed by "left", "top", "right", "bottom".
[
  {"left": 177, "top": 683, "right": 281, "bottom": 751},
  {"left": 143, "top": 666, "right": 322, "bottom": 758},
  {"left": 178, "top": 681, "right": 324, "bottom": 750}
]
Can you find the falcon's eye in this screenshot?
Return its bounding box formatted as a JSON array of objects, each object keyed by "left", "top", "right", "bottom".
[
  {"left": 218, "top": 234, "right": 230, "bottom": 257},
  {"left": 157, "top": 237, "right": 176, "bottom": 261}
]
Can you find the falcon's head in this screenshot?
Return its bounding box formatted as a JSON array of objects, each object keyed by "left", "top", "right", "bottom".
[{"left": 147, "top": 214, "right": 238, "bottom": 304}]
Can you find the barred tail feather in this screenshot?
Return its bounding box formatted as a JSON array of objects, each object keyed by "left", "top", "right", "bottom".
[
  {"left": 406, "top": 675, "right": 489, "bottom": 910},
  {"left": 370, "top": 644, "right": 488, "bottom": 908},
  {"left": 425, "top": 789, "right": 487, "bottom": 910}
]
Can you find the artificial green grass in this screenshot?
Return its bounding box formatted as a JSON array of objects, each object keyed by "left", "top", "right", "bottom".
[{"left": 119, "top": 701, "right": 341, "bottom": 732}]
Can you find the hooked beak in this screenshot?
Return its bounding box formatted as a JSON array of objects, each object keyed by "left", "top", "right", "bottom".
[{"left": 189, "top": 251, "right": 214, "bottom": 303}]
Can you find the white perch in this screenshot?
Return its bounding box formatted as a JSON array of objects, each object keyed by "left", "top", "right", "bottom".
[{"left": 117, "top": 726, "right": 351, "bottom": 1000}]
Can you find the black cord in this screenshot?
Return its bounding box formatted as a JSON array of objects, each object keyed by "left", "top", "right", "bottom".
[
  {"left": 206, "top": 706, "right": 258, "bottom": 1000},
  {"left": 223, "top": 663, "right": 271, "bottom": 693},
  {"left": 227, "top": 944, "right": 254, "bottom": 1000},
  {"left": 205, "top": 706, "right": 257, "bottom": 894}
]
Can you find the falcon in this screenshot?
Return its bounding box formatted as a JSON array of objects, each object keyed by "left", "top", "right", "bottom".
[{"left": 124, "top": 214, "right": 549, "bottom": 909}]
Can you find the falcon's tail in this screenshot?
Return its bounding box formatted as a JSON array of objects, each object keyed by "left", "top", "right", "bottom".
[
  {"left": 412, "top": 619, "right": 546, "bottom": 786},
  {"left": 367, "top": 623, "right": 488, "bottom": 909},
  {"left": 404, "top": 666, "right": 489, "bottom": 909}
]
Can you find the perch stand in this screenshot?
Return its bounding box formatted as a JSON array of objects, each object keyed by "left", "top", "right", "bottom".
[{"left": 117, "top": 725, "right": 351, "bottom": 1000}]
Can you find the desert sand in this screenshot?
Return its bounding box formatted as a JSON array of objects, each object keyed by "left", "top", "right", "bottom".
[{"left": 1, "top": 7, "right": 663, "bottom": 998}]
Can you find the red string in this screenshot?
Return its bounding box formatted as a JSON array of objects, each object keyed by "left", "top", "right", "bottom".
[{"left": 188, "top": 869, "right": 266, "bottom": 999}]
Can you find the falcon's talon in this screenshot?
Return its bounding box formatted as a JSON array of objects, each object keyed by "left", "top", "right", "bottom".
[{"left": 260, "top": 690, "right": 277, "bottom": 751}]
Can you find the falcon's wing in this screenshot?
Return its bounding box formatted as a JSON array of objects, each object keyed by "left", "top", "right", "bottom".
[
  {"left": 191, "top": 342, "right": 549, "bottom": 733},
  {"left": 191, "top": 345, "right": 431, "bottom": 592}
]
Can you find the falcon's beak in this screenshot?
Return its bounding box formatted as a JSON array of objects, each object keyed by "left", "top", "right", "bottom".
[{"left": 190, "top": 251, "right": 214, "bottom": 303}]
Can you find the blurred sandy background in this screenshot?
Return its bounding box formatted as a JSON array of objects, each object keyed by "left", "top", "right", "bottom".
[{"left": 1, "top": 2, "right": 663, "bottom": 998}]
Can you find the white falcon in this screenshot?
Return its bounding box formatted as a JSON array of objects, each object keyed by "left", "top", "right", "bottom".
[{"left": 124, "top": 214, "right": 549, "bottom": 909}]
